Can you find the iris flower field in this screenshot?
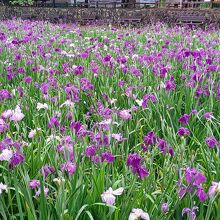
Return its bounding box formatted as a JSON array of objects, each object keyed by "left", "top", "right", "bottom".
[{"left": 0, "top": 19, "right": 220, "bottom": 220}]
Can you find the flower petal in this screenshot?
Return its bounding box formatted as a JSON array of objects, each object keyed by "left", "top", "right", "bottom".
[{"left": 113, "top": 187, "right": 124, "bottom": 195}]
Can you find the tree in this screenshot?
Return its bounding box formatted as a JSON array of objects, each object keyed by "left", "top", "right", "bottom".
[{"left": 10, "top": 0, "right": 34, "bottom": 6}]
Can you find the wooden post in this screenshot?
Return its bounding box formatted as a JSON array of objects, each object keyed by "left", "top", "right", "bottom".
[
  {"left": 85, "top": 0, "right": 88, "bottom": 8},
  {"left": 179, "top": 0, "right": 182, "bottom": 8}
]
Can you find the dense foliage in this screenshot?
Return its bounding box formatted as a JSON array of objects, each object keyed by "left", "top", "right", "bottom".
[
  {"left": 0, "top": 20, "right": 220, "bottom": 220},
  {"left": 10, "top": 0, "right": 34, "bottom": 6}
]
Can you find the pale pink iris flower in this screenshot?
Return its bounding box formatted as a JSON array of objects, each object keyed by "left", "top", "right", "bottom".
[
  {"left": 101, "top": 187, "right": 124, "bottom": 205},
  {"left": 10, "top": 105, "right": 25, "bottom": 122},
  {"left": 0, "top": 183, "right": 8, "bottom": 195},
  {"left": 128, "top": 208, "right": 150, "bottom": 220},
  {"left": 0, "top": 149, "right": 13, "bottom": 161},
  {"left": 208, "top": 181, "right": 220, "bottom": 197}
]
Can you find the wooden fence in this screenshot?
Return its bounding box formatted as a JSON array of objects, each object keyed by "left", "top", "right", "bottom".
[
  {"left": 1, "top": 0, "right": 220, "bottom": 9},
  {"left": 34, "top": 1, "right": 158, "bottom": 8},
  {"left": 36, "top": 1, "right": 220, "bottom": 9}
]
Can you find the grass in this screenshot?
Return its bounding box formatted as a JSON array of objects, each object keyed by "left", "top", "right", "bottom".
[{"left": 0, "top": 19, "right": 220, "bottom": 219}]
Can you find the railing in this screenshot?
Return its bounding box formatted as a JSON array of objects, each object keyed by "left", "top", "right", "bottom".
[
  {"left": 162, "top": 1, "right": 220, "bottom": 9},
  {"left": 1, "top": 0, "right": 220, "bottom": 9},
  {"left": 182, "top": 1, "right": 212, "bottom": 8},
  {"left": 36, "top": 1, "right": 158, "bottom": 8},
  {"left": 88, "top": 2, "right": 157, "bottom": 8},
  {"left": 212, "top": 1, "right": 220, "bottom": 7},
  {"left": 39, "top": 1, "right": 220, "bottom": 9}
]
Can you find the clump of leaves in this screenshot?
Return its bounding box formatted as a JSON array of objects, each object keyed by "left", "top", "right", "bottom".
[{"left": 10, "top": 0, "right": 34, "bottom": 6}]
